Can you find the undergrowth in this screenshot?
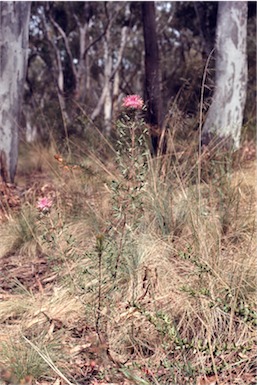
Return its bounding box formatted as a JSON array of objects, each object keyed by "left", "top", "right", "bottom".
[{"left": 0, "top": 103, "right": 256, "bottom": 385}]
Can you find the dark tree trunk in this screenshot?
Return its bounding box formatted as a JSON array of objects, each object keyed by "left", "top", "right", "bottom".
[{"left": 141, "top": 2, "right": 162, "bottom": 155}]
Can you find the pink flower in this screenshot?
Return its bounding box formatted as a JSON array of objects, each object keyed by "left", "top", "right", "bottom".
[
  {"left": 122, "top": 95, "right": 144, "bottom": 110},
  {"left": 37, "top": 197, "right": 52, "bottom": 212}
]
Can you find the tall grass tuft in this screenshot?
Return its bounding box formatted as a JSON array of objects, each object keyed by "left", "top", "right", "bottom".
[{"left": 0, "top": 110, "right": 255, "bottom": 384}]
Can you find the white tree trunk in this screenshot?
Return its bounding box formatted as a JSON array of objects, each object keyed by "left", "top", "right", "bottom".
[
  {"left": 0, "top": 2, "right": 31, "bottom": 182},
  {"left": 77, "top": 23, "right": 89, "bottom": 102},
  {"left": 90, "top": 27, "right": 113, "bottom": 127},
  {"left": 202, "top": 2, "right": 248, "bottom": 150},
  {"left": 91, "top": 5, "right": 130, "bottom": 134}
]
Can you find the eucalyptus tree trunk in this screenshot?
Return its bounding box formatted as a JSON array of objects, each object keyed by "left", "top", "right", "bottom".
[
  {"left": 0, "top": 2, "right": 31, "bottom": 182},
  {"left": 91, "top": 5, "right": 130, "bottom": 135},
  {"left": 201, "top": 2, "right": 248, "bottom": 151},
  {"left": 142, "top": 2, "right": 163, "bottom": 154}
]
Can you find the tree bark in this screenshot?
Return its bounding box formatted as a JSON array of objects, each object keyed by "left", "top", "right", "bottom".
[
  {"left": 142, "top": 2, "right": 162, "bottom": 154},
  {"left": 201, "top": 2, "right": 248, "bottom": 151},
  {"left": 0, "top": 2, "right": 31, "bottom": 182},
  {"left": 91, "top": 8, "right": 129, "bottom": 134}
]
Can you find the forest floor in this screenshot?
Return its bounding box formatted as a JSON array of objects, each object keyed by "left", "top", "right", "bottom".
[{"left": 0, "top": 133, "right": 256, "bottom": 385}]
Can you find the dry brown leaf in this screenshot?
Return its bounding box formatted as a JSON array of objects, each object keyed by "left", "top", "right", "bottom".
[
  {"left": 69, "top": 343, "right": 92, "bottom": 355},
  {"left": 196, "top": 375, "right": 217, "bottom": 385}
]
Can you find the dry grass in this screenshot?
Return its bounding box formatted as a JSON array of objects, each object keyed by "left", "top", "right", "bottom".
[{"left": 0, "top": 135, "right": 256, "bottom": 385}]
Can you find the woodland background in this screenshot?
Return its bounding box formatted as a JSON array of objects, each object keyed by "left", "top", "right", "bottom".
[
  {"left": 23, "top": 2, "right": 256, "bottom": 144},
  {"left": 0, "top": 2, "right": 256, "bottom": 385}
]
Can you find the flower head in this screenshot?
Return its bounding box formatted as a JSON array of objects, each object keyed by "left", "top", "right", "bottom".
[
  {"left": 37, "top": 197, "right": 52, "bottom": 212},
  {"left": 122, "top": 95, "right": 144, "bottom": 110}
]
